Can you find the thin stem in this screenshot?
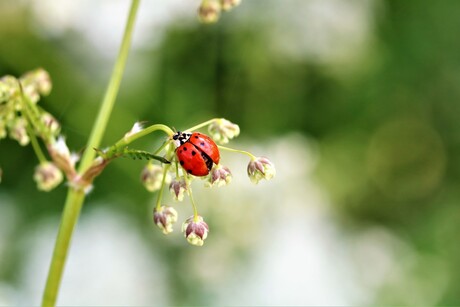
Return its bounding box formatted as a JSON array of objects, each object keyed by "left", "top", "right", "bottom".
[
  {"left": 117, "top": 124, "right": 174, "bottom": 149},
  {"left": 26, "top": 124, "right": 47, "bottom": 163},
  {"left": 78, "top": 0, "right": 141, "bottom": 174},
  {"left": 185, "top": 118, "right": 218, "bottom": 132},
  {"left": 217, "top": 145, "right": 256, "bottom": 160},
  {"left": 185, "top": 175, "right": 199, "bottom": 220},
  {"left": 155, "top": 163, "right": 171, "bottom": 210},
  {"left": 41, "top": 1, "right": 141, "bottom": 306}
]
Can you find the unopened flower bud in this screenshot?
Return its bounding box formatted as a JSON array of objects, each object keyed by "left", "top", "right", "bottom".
[
  {"left": 41, "top": 112, "right": 60, "bottom": 136},
  {"left": 32, "top": 68, "right": 52, "bottom": 96},
  {"left": 9, "top": 117, "right": 29, "bottom": 146},
  {"left": 182, "top": 215, "right": 209, "bottom": 246},
  {"left": 0, "top": 76, "right": 19, "bottom": 102},
  {"left": 208, "top": 118, "right": 240, "bottom": 144},
  {"left": 20, "top": 68, "right": 52, "bottom": 99},
  {"left": 198, "top": 0, "right": 221, "bottom": 24},
  {"left": 206, "top": 164, "right": 232, "bottom": 187},
  {"left": 247, "top": 157, "right": 276, "bottom": 184},
  {"left": 220, "top": 0, "right": 241, "bottom": 11},
  {"left": 169, "top": 178, "right": 187, "bottom": 201},
  {"left": 33, "top": 162, "right": 63, "bottom": 191},
  {"left": 48, "top": 136, "right": 77, "bottom": 178},
  {"left": 124, "top": 121, "right": 144, "bottom": 140},
  {"left": 141, "top": 164, "right": 170, "bottom": 192},
  {"left": 153, "top": 206, "right": 178, "bottom": 234}
]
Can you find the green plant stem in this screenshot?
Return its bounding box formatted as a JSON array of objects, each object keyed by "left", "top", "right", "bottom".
[
  {"left": 116, "top": 124, "right": 174, "bottom": 149},
  {"left": 155, "top": 163, "right": 172, "bottom": 210},
  {"left": 185, "top": 175, "right": 199, "bottom": 221},
  {"left": 186, "top": 118, "right": 218, "bottom": 131},
  {"left": 26, "top": 125, "right": 47, "bottom": 163},
  {"left": 41, "top": 1, "right": 140, "bottom": 306},
  {"left": 217, "top": 145, "right": 256, "bottom": 160},
  {"left": 42, "top": 189, "right": 85, "bottom": 306},
  {"left": 78, "top": 0, "right": 141, "bottom": 174}
]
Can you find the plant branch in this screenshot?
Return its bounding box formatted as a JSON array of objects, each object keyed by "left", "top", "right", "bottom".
[
  {"left": 41, "top": 1, "right": 141, "bottom": 305},
  {"left": 78, "top": 0, "right": 141, "bottom": 173}
]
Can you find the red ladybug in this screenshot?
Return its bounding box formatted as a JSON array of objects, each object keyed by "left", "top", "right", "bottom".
[{"left": 173, "top": 131, "right": 220, "bottom": 176}]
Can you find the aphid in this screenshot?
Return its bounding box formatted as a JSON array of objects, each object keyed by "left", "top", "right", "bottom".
[{"left": 173, "top": 131, "right": 220, "bottom": 176}]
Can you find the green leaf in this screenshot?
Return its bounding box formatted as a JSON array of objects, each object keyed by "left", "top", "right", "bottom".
[{"left": 121, "top": 148, "right": 170, "bottom": 164}]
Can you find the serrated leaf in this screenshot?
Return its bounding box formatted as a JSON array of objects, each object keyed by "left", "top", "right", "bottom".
[{"left": 122, "top": 149, "right": 170, "bottom": 164}]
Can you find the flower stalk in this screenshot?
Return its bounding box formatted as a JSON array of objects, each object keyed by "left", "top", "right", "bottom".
[{"left": 41, "top": 0, "right": 141, "bottom": 305}]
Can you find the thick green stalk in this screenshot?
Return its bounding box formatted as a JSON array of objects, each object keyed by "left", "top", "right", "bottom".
[
  {"left": 78, "top": 0, "right": 140, "bottom": 173},
  {"left": 41, "top": 189, "right": 85, "bottom": 306},
  {"left": 41, "top": 1, "right": 141, "bottom": 305}
]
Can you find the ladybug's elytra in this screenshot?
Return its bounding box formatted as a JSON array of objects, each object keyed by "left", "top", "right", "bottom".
[{"left": 173, "top": 131, "right": 220, "bottom": 176}]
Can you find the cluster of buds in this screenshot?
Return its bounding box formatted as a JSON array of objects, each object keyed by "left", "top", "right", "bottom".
[
  {"left": 0, "top": 69, "right": 56, "bottom": 146},
  {"left": 197, "top": 0, "right": 242, "bottom": 24},
  {"left": 0, "top": 69, "right": 101, "bottom": 193},
  {"left": 133, "top": 118, "right": 275, "bottom": 246}
]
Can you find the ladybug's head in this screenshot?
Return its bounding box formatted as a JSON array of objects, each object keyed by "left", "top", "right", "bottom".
[{"left": 172, "top": 131, "right": 192, "bottom": 147}]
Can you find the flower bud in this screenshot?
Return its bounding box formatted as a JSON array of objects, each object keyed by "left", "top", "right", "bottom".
[
  {"left": 153, "top": 206, "right": 178, "bottom": 234},
  {"left": 9, "top": 117, "right": 29, "bottom": 146},
  {"left": 124, "top": 121, "right": 144, "bottom": 140},
  {"left": 41, "top": 112, "right": 60, "bottom": 136},
  {"left": 182, "top": 215, "right": 209, "bottom": 246},
  {"left": 208, "top": 118, "right": 240, "bottom": 144},
  {"left": 141, "top": 164, "right": 171, "bottom": 192},
  {"left": 169, "top": 178, "right": 187, "bottom": 201},
  {"left": 33, "top": 162, "right": 63, "bottom": 191},
  {"left": 220, "top": 0, "right": 241, "bottom": 11},
  {"left": 247, "top": 157, "right": 276, "bottom": 184},
  {"left": 205, "top": 164, "right": 232, "bottom": 187},
  {"left": 47, "top": 136, "right": 77, "bottom": 178},
  {"left": 198, "top": 0, "right": 221, "bottom": 24},
  {"left": 20, "top": 68, "right": 52, "bottom": 98},
  {"left": 32, "top": 68, "right": 52, "bottom": 96},
  {"left": 0, "top": 75, "right": 19, "bottom": 102}
]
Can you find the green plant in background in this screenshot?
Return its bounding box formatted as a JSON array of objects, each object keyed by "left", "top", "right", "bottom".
[{"left": 0, "top": 0, "right": 276, "bottom": 305}]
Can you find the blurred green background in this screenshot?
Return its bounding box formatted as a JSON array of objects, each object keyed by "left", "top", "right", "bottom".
[{"left": 1, "top": 0, "right": 459, "bottom": 305}]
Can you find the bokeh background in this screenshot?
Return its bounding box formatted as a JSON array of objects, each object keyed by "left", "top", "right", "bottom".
[{"left": 1, "top": 0, "right": 459, "bottom": 305}]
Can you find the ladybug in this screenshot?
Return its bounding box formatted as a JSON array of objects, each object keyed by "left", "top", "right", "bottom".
[{"left": 172, "top": 131, "right": 220, "bottom": 176}]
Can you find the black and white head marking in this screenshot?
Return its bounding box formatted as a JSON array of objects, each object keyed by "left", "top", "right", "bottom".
[{"left": 172, "top": 131, "right": 192, "bottom": 147}]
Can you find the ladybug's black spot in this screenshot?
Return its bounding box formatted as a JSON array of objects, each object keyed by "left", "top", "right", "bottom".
[
  {"left": 180, "top": 160, "right": 184, "bottom": 165},
  {"left": 187, "top": 169, "right": 192, "bottom": 174},
  {"left": 183, "top": 147, "right": 187, "bottom": 151},
  {"left": 200, "top": 142, "right": 205, "bottom": 146},
  {"left": 179, "top": 150, "right": 183, "bottom": 154},
  {"left": 194, "top": 135, "right": 199, "bottom": 139},
  {"left": 192, "top": 151, "right": 196, "bottom": 156}
]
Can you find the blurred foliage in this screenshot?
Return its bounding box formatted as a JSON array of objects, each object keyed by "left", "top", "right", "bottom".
[{"left": 2, "top": 0, "right": 460, "bottom": 304}]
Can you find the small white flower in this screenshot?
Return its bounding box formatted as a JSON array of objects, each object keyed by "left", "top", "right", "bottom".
[
  {"left": 41, "top": 112, "right": 60, "bottom": 136},
  {"left": 153, "top": 206, "right": 178, "bottom": 235},
  {"left": 182, "top": 215, "right": 209, "bottom": 246},
  {"left": 208, "top": 118, "right": 240, "bottom": 144},
  {"left": 169, "top": 178, "right": 187, "bottom": 201},
  {"left": 124, "top": 121, "right": 144, "bottom": 140},
  {"left": 53, "top": 136, "right": 71, "bottom": 159},
  {"left": 198, "top": 0, "right": 221, "bottom": 24},
  {"left": 205, "top": 164, "right": 232, "bottom": 187},
  {"left": 220, "top": 0, "right": 241, "bottom": 11},
  {"left": 141, "top": 164, "right": 171, "bottom": 192},
  {"left": 9, "top": 117, "right": 29, "bottom": 146},
  {"left": 33, "top": 162, "right": 63, "bottom": 191},
  {"left": 247, "top": 157, "right": 276, "bottom": 184}
]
